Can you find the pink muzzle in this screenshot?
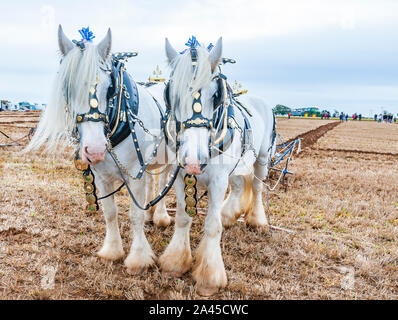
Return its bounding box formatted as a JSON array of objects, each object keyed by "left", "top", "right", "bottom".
[
  {"left": 82, "top": 146, "right": 106, "bottom": 165},
  {"left": 184, "top": 155, "right": 202, "bottom": 175}
]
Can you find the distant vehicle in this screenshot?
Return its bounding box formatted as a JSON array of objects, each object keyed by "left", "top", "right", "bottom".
[
  {"left": 291, "top": 107, "right": 320, "bottom": 117},
  {"left": 18, "top": 101, "right": 44, "bottom": 111}
]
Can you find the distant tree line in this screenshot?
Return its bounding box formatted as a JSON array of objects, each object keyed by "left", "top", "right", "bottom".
[{"left": 273, "top": 104, "right": 291, "bottom": 115}]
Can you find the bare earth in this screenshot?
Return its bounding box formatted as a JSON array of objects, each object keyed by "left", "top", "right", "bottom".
[
  {"left": 0, "top": 114, "right": 397, "bottom": 300},
  {"left": 276, "top": 118, "right": 336, "bottom": 141}
]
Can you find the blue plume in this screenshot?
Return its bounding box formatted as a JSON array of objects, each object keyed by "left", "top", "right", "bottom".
[
  {"left": 207, "top": 43, "right": 214, "bottom": 51},
  {"left": 179, "top": 35, "right": 200, "bottom": 54},
  {"left": 78, "top": 27, "right": 95, "bottom": 42},
  {"left": 185, "top": 35, "right": 199, "bottom": 48}
]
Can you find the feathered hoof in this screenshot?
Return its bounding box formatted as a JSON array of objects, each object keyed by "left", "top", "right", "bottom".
[
  {"left": 97, "top": 245, "right": 125, "bottom": 261},
  {"left": 124, "top": 253, "right": 156, "bottom": 275},
  {"left": 196, "top": 285, "right": 220, "bottom": 297},
  {"left": 159, "top": 249, "right": 192, "bottom": 276},
  {"left": 221, "top": 214, "right": 237, "bottom": 228},
  {"left": 245, "top": 215, "right": 267, "bottom": 228},
  {"left": 126, "top": 265, "right": 148, "bottom": 275},
  {"left": 192, "top": 258, "right": 227, "bottom": 297},
  {"left": 153, "top": 213, "right": 172, "bottom": 228}
]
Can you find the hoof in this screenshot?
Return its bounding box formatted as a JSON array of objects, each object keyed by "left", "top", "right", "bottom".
[
  {"left": 245, "top": 217, "right": 267, "bottom": 228},
  {"left": 97, "top": 246, "right": 125, "bottom": 261},
  {"left": 159, "top": 249, "right": 192, "bottom": 277},
  {"left": 196, "top": 285, "right": 219, "bottom": 297},
  {"left": 221, "top": 215, "right": 237, "bottom": 228},
  {"left": 124, "top": 253, "right": 156, "bottom": 275},
  {"left": 126, "top": 266, "right": 147, "bottom": 275},
  {"left": 153, "top": 214, "right": 172, "bottom": 228}
]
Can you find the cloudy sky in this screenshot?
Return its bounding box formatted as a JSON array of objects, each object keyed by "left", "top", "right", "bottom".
[{"left": 0, "top": 0, "right": 397, "bottom": 116}]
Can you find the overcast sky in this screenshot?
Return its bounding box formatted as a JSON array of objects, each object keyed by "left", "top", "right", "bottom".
[{"left": 0, "top": 0, "right": 397, "bottom": 116}]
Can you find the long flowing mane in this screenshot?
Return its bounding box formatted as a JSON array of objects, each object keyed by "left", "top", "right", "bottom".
[
  {"left": 168, "top": 46, "right": 216, "bottom": 118},
  {"left": 26, "top": 44, "right": 101, "bottom": 153}
]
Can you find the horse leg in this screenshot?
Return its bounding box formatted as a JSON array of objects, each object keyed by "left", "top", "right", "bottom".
[
  {"left": 144, "top": 173, "right": 155, "bottom": 223},
  {"left": 245, "top": 160, "right": 267, "bottom": 227},
  {"left": 96, "top": 178, "right": 125, "bottom": 261},
  {"left": 124, "top": 179, "right": 156, "bottom": 274},
  {"left": 152, "top": 165, "right": 172, "bottom": 227},
  {"left": 221, "top": 175, "right": 253, "bottom": 227},
  {"left": 192, "top": 174, "right": 228, "bottom": 296},
  {"left": 159, "top": 175, "right": 192, "bottom": 277}
]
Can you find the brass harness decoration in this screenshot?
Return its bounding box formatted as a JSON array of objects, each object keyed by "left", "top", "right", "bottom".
[
  {"left": 184, "top": 174, "right": 198, "bottom": 216},
  {"left": 74, "top": 157, "right": 99, "bottom": 213}
]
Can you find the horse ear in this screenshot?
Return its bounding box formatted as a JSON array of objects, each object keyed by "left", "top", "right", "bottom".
[
  {"left": 165, "top": 38, "right": 178, "bottom": 63},
  {"left": 97, "top": 28, "right": 112, "bottom": 60},
  {"left": 209, "top": 37, "right": 222, "bottom": 72},
  {"left": 58, "top": 25, "right": 74, "bottom": 56}
]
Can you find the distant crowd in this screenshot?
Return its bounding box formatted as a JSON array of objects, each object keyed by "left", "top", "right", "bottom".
[
  {"left": 374, "top": 113, "right": 395, "bottom": 123},
  {"left": 339, "top": 112, "right": 362, "bottom": 121}
]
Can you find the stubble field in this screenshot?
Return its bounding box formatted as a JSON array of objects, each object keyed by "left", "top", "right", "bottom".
[{"left": 0, "top": 113, "right": 397, "bottom": 299}]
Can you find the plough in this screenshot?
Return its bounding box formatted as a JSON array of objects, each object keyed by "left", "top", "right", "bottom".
[{"left": 268, "top": 134, "right": 302, "bottom": 191}]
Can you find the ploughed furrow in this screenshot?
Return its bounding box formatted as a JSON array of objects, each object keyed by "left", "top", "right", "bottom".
[
  {"left": 316, "top": 148, "right": 398, "bottom": 158},
  {"left": 281, "top": 121, "right": 341, "bottom": 155}
]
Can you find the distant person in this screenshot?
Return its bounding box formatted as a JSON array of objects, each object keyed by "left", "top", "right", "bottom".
[
  {"left": 374, "top": 114, "right": 377, "bottom": 121},
  {"left": 359, "top": 114, "right": 362, "bottom": 121},
  {"left": 288, "top": 112, "right": 291, "bottom": 119},
  {"left": 345, "top": 114, "right": 348, "bottom": 122},
  {"left": 340, "top": 112, "right": 344, "bottom": 122}
]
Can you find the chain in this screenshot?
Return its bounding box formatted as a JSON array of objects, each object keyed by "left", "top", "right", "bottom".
[
  {"left": 106, "top": 137, "right": 139, "bottom": 181},
  {"left": 106, "top": 134, "right": 164, "bottom": 181},
  {"left": 128, "top": 109, "right": 157, "bottom": 138}
]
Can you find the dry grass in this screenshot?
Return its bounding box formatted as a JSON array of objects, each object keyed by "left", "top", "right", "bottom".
[{"left": 0, "top": 114, "right": 397, "bottom": 299}]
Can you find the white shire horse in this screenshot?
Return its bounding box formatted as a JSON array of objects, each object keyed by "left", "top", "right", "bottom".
[
  {"left": 159, "top": 37, "right": 276, "bottom": 295},
  {"left": 26, "top": 25, "right": 172, "bottom": 274}
]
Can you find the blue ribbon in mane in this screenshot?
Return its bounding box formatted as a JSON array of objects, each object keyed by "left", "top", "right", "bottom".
[
  {"left": 78, "top": 27, "right": 95, "bottom": 42},
  {"left": 180, "top": 35, "right": 200, "bottom": 54}
]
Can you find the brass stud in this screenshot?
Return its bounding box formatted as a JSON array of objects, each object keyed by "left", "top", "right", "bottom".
[
  {"left": 90, "top": 98, "right": 98, "bottom": 108},
  {"left": 193, "top": 102, "right": 202, "bottom": 113}
]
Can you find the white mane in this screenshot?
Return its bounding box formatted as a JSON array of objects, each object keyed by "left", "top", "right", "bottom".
[
  {"left": 26, "top": 43, "right": 101, "bottom": 153},
  {"left": 168, "top": 45, "right": 216, "bottom": 118}
]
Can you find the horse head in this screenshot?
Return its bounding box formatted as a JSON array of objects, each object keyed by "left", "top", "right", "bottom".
[
  {"left": 164, "top": 37, "right": 225, "bottom": 175},
  {"left": 58, "top": 25, "right": 113, "bottom": 164}
]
